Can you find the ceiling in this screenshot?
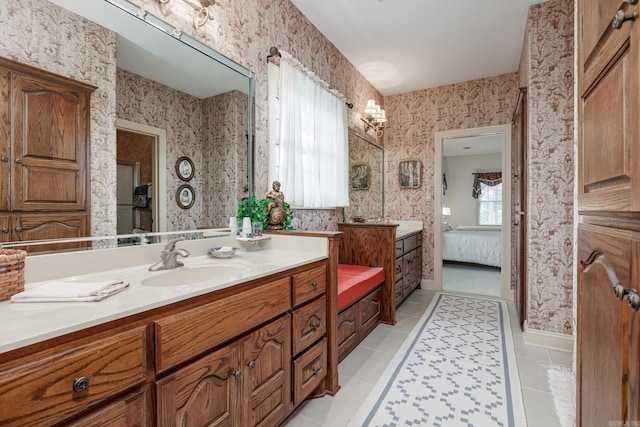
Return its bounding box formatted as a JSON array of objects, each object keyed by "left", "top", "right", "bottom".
[
  {"left": 443, "top": 134, "right": 502, "bottom": 157},
  {"left": 290, "top": 0, "right": 544, "bottom": 96}
]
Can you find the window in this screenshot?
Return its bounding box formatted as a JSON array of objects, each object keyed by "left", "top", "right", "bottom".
[
  {"left": 268, "top": 55, "right": 349, "bottom": 208},
  {"left": 477, "top": 182, "right": 502, "bottom": 225}
]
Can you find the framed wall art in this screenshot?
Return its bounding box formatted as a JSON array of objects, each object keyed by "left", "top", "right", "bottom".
[
  {"left": 399, "top": 159, "right": 421, "bottom": 189},
  {"left": 176, "top": 184, "right": 195, "bottom": 209},
  {"left": 175, "top": 156, "right": 194, "bottom": 181},
  {"left": 350, "top": 163, "right": 371, "bottom": 190}
]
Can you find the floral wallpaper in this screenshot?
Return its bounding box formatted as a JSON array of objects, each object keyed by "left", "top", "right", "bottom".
[
  {"left": 384, "top": 73, "right": 520, "bottom": 283},
  {"left": 0, "top": 0, "right": 117, "bottom": 238},
  {"left": 3, "top": 0, "right": 574, "bottom": 335},
  {"left": 520, "top": 0, "right": 575, "bottom": 335}
]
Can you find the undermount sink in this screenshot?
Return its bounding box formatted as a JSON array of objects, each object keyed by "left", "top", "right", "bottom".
[{"left": 141, "top": 265, "right": 243, "bottom": 287}]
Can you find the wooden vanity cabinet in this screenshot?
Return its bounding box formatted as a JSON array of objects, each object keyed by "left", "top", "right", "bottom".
[
  {"left": 0, "top": 57, "right": 95, "bottom": 250},
  {"left": 396, "top": 232, "right": 423, "bottom": 305},
  {"left": 0, "top": 260, "right": 329, "bottom": 427}
]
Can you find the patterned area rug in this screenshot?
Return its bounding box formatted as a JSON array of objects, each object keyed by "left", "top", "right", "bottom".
[{"left": 349, "top": 293, "right": 526, "bottom": 426}]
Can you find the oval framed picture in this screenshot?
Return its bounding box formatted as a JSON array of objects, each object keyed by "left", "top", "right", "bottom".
[
  {"left": 175, "top": 156, "right": 194, "bottom": 181},
  {"left": 176, "top": 184, "right": 195, "bottom": 209}
]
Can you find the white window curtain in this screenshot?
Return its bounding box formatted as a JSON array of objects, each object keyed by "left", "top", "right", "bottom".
[{"left": 277, "top": 53, "right": 349, "bottom": 208}]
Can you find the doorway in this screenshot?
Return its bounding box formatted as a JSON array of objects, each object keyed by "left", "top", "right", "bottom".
[
  {"left": 434, "top": 124, "right": 512, "bottom": 300},
  {"left": 115, "top": 119, "right": 167, "bottom": 234}
]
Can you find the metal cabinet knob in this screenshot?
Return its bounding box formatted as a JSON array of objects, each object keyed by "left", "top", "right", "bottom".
[
  {"left": 14, "top": 158, "right": 21, "bottom": 164},
  {"left": 72, "top": 376, "right": 90, "bottom": 392},
  {"left": 0, "top": 156, "right": 7, "bottom": 162},
  {"left": 612, "top": 9, "right": 638, "bottom": 29},
  {"left": 310, "top": 321, "right": 320, "bottom": 330},
  {"left": 247, "top": 361, "right": 256, "bottom": 369},
  {"left": 312, "top": 366, "right": 321, "bottom": 375},
  {"left": 627, "top": 290, "right": 640, "bottom": 311},
  {"left": 1, "top": 228, "right": 8, "bottom": 233},
  {"left": 613, "top": 283, "right": 628, "bottom": 300},
  {"left": 311, "top": 281, "right": 318, "bottom": 290},
  {"left": 14, "top": 227, "right": 22, "bottom": 233},
  {"left": 233, "top": 370, "right": 242, "bottom": 379}
]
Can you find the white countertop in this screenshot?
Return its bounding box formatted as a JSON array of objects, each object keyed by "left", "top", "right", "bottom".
[
  {"left": 391, "top": 220, "right": 423, "bottom": 238},
  {"left": 0, "top": 234, "right": 327, "bottom": 354}
]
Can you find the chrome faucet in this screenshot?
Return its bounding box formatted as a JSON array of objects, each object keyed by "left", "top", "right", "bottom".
[{"left": 148, "top": 237, "right": 191, "bottom": 271}]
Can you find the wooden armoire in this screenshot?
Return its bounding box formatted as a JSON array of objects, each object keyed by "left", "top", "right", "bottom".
[
  {"left": 0, "top": 57, "right": 95, "bottom": 252},
  {"left": 577, "top": 0, "right": 640, "bottom": 425}
]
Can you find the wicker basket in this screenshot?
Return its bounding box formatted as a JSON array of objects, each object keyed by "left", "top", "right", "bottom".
[{"left": 0, "top": 249, "right": 26, "bottom": 301}]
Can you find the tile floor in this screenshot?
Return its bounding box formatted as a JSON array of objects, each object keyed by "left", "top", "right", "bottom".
[
  {"left": 281, "top": 288, "right": 572, "bottom": 426},
  {"left": 442, "top": 262, "right": 502, "bottom": 297}
]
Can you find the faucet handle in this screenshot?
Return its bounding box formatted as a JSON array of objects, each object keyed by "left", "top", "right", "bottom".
[{"left": 164, "top": 237, "right": 185, "bottom": 251}]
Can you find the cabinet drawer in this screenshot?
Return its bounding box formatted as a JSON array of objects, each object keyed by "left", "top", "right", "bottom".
[
  {"left": 67, "top": 388, "right": 148, "bottom": 427},
  {"left": 293, "top": 338, "right": 327, "bottom": 405},
  {"left": 292, "top": 296, "right": 326, "bottom": 355},
  {"left": 292, "top": 264, "right": 326, "bottom": 307},
  {"left": 0, "top": 327, "right": 147, "bottom": 427},
  {"left": 395, "top": 239, "right": 404, "bottom": 257},
  {"left": 395, "top": 258, "right": 403, "bottom": 282},
  {"left": 155, "top": 277, "right": 291, "bottom": 372},
  {"left": 394, "top": 279, "right": 403, "bottom": 306},
  {"left": 404, "top": 235, "right": 418, "bottom": 252}
]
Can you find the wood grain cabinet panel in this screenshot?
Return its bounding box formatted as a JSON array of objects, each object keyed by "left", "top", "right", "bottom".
[
  {"left": 67, "top": 388, "right": 149, "bottom": 427},
  {"left": 293, "top": 338, "right": 327, "bottom": 406},
  {"left": 337, "top": 304, "right": 358, "bottom": 362},
  {"left": 359, "top": 287, "right": 382, "bottom": 337},
  {"left": 155, "top": 277, "right": 291, "bottom": 373},
  {"left": 292, "top": 265, "right": 326, "bottom": 307},
  {"left": 0, "top": 326, "right": 147, "bottom": 427},
  {"left": 292, "top": 296, "right": 326, "bottom": 355}
]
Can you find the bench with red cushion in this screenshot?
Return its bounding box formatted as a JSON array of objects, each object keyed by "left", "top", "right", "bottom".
[
  {"left": 337, "top": 264, "right": 385, "bottom": 311},
  {"left": 336, "top": 264, "right": 385, "bottom": 361}
]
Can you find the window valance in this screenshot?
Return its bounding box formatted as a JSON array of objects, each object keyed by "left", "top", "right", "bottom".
[{"left": 472, "top": 172, "right": 502, "bottom": 199}]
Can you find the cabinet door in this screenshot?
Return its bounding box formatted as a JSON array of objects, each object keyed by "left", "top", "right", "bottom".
[
  {"left": 156, "top": 343, "right": 241, "bottom": 427},
  {"left": 577, "top": 225, "right": 633, "bottom": 425},
  {"left": 14, "top": 212, "right": 88, "bottom": 252},
  {"left": 0, "top": 69, "right": 9, "bottom": 211},
  {"left": 67, "top": 388, "right": 148, "bottom": 427},
  {"left": 241, "top": 315, "right": 292, "bottom": 427},
  {"left": 578, "top": 0, "right": 640, "bottom": 212},
  {"left": 11, "top": 72, "right": 88, "bottom": 211}
]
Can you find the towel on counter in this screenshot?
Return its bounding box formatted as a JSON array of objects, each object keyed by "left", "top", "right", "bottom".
[{"left": 10, "top": 280, "right": 129, "bottom": 303}]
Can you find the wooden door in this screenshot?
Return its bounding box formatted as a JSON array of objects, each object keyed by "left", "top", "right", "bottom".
[
  {"left": 156, "top": 343, "right": 241, "bottom": 427},
  {"left": 577, "top": 224, "right": 632, "bottom": 426},
  {"left": 0, "top": 68, "right": 9, "bottom": 211},
  {"left": 241, "top": 315, "right": 291, "bottom": 427},
  {"left": 10, "top": 70, "right": 90, "bottom": 211},
  {"left": 578, "top": 0, "right": 640, "bottom": 212}
]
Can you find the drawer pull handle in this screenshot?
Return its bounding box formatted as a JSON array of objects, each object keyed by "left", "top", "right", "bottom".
[
  {"left": 0, "top": 156, "right": 7, "bottom": 162},
  {"left": 1, "top": 228, "right": 7, "bottom": 233},
  {"left": 311, "top": 281, "right": 318, "bottom": 290},
  {"left": 233, "top": 370, "right": 242, "bottom": 379},
  {"left": 72, "top": 376, "right": 90, "bottom": 392},
  {"left": 247, "top": 360, "right": 256, "bottom": 369},
  {"left": 312, "top": 366, "right": 321, "bottom": 375},
  {"left": 15, "top": 158, "right": 22, "bottom": 164},
  {"left": 310, "top": 321, "right": 320, "bottom": 330},
  {"left": 627, "top": 290, "right": 640, "bottom": 312},
  {"left": 612, "top": 9, "right": 638, "bottom": 29},
  {"left": 14, "top": 227, "right": 22, "bottom": 233}
]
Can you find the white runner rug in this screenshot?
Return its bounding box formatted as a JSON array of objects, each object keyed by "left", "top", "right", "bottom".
[
  {"left": 547, "top": 365, "right": 575, "bottom": 427},
  {"left": 349, "top": 293, "right": 526, "bottom": 426}
]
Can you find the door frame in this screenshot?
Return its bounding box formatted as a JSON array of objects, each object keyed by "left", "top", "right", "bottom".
[
  {"left": 116, "top": 119, "right": 167, "bottom": 233},
  {"left": 434, "top": 124, "right": 513, "bottom": 300}
]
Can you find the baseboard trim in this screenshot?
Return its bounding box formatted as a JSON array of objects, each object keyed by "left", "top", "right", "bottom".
[
  {"left": 420, "top": 279, "right": 438, "bottom": 291},
  {"left": 523, "top": 321, "right": 574, "bottom": 352}
]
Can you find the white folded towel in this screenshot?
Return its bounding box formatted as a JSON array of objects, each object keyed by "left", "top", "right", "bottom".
[{"left": 10, "top": 280, "right": 129, "bottom": 303}]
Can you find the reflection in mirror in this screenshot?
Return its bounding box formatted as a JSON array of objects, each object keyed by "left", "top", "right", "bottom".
[
  {"left": 1, "top": 0, "right": 254, "bottom": 252},
  {"left": 343, "top": 129, "right": 384, "bottom": 222}
]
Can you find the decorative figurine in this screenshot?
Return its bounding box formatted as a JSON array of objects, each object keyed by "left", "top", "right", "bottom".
[{"left": 266, "top": 181, "right": 286, "bottom": 229}]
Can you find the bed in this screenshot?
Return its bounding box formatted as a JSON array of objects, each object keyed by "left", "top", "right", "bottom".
[{"left": 442, "top": 227, "right": 501, "bottom": 267}]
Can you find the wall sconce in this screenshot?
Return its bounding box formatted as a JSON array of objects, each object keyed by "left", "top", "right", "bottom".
[
  {"left": 157, "top": 0, "right": 215, "bottom": 27},
  {"left": 361, "top": 99, "right": 387, "bottom": 137}
]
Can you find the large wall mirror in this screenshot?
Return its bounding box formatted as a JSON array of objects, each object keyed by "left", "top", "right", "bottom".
[
  {"left": 1, "top": 0, "right": 254, "bottom": 250},
  {"left": 343, "top": 129, "right": 384, "bottom": 222}
]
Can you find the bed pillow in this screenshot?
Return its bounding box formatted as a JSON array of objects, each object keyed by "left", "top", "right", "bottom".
[{"left": 442, "top": 223, "right": 451, "bottom": 232}]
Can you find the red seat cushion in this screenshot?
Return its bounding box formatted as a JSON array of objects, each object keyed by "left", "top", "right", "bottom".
[{"left": 337, "top": 264, "right": 385, "bottom": 311}]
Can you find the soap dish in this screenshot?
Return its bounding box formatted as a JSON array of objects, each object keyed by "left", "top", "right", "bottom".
[{"left": 209, "top": 247, "right": 240, "bottom": 258}]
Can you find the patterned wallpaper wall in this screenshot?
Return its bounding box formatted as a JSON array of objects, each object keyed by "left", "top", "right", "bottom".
[
  {"left": 521, "top": 0, "right": 575, "bottom": 335},
  {"left": 0, "top": 0, "right": 118, "bottom": 237},
  {"left": 384, "top": 73, "right": 520, "bottom": 282}
]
